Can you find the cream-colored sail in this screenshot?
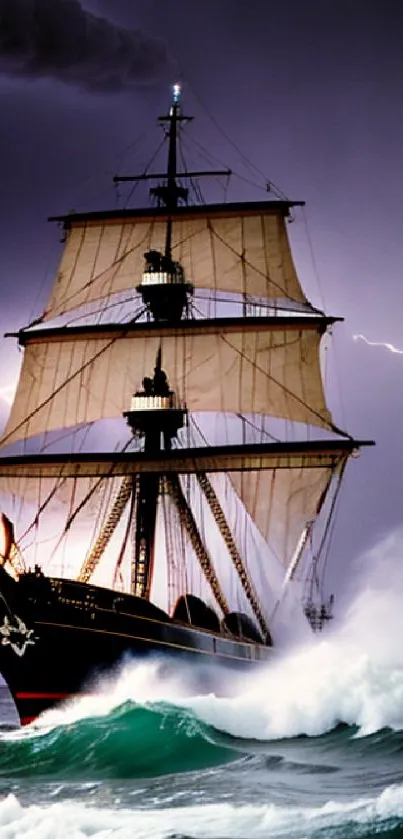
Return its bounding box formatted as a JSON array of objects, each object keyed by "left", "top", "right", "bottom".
[
  {"left": 230, "top": 464, "right": 339, "bottom": 571},
  {"left": 44, "top": 206, "right": 307, "bottom": 320},
  {"left": 2, "top": 321, "right": 331, "bottom": 446},
  {"left": 0, "top": 455, "right": 343, "bottom": 604}
]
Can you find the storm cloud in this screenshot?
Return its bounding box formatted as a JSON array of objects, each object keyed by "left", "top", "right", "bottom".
[{"left": 0, "top": 0, "right": 174, "bottom": 92}]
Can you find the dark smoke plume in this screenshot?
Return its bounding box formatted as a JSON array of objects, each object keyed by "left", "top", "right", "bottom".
[{"left": 0, "top": 0, "right": 174, "bottom": 92}]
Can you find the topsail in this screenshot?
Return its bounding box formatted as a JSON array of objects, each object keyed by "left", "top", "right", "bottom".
[{"left": 44, "top": 203, "right": 308, "bottom": 321}]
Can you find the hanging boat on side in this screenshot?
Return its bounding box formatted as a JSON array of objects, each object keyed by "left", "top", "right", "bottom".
[{"left": 0, "top": 85, "right": 373, "bottom": 725}]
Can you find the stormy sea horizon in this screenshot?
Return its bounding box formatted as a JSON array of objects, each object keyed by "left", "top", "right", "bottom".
[{"left": 0, "top": 533, "right": 403, "bottom": 839}]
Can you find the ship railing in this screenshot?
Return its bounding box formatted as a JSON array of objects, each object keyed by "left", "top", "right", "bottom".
[
  {"left": 130, "top": 393, "right": 179, "bottom": 411},
  {"left": 141, "top": 268, "right": 185, "bottom": 286}
]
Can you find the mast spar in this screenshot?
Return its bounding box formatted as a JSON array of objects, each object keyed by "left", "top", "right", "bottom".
[
  {"left": 120, "top": 84, "right": 193, "bottom": 600},
  {"left": 151, "top": 84, "right": 190, "bottom": 213},
  {"left": 137, "top": 84, "right": 193, "bottom": 323}
]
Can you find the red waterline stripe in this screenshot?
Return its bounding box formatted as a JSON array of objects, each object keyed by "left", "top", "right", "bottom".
[
  {"left": 16, "top": 692, "right": 70, "bottom": 700},
  {"left": 21, "top": 717, "right": 36, "bottom": 726}
]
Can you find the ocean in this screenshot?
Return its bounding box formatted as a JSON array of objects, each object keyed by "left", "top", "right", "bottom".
[{"left": 0, "top": 550, "right": 402, "bottom": 839}]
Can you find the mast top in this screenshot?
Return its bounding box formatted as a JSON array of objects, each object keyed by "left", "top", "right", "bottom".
[
  {"left": 112, "top": 85, "right": 232, "bottom": 210},
  {"left": 159, "top": 81, "right": 189, "bottom": 122},
  {"left": 149, "top": 82, "right": 193, "bottom": 211},
  {"left": 172, "top": 82, "right": 181, "bottom": 107}
]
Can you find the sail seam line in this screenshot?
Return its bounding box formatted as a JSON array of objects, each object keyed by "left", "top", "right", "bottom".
[
  {"left": 45, "top": 227, "right": 152, "bottom": 319},
  {"left": 219, "top": 333, "right": 335, "bottom": 431},
  {"left": 209, "top": 221, "right": 311, "bottom": 307}
]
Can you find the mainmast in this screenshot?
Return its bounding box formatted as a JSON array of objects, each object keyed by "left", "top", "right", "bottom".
[
  {"left": 122, "top": 84, "right": 192, "bottom": 599},
  {"left": 123, "top": 351, "right": 185, "bottom": 599},
  {"left": 150, "top": 82, "right": 190, "bottom": 257}
]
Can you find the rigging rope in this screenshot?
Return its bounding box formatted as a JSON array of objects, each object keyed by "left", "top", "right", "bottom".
[
  {"left": 207, "top": 220, "right": 322, "bottom": 310},
  {"left": 78, "top": 475, "right": 134, "bottom": 584},
  {"left": 166, "top": 475, "right": 229, "bottom": 616},
  {"left": 1, "top": 306, "right": 148, "bottom": 449},
  {"left": 112, "top": 478, "right": 137, "bottom": 591},
  {"left": 161, "top": 487, "right": 176, "bottom": 614},
  {"left": 196, "top": 472, "right": 271, "bottom": 642},
  {"left": 219, "top": 331, "right": 351, "bottom": 438},
  {"left": 124, "top": 134, "right": 168, "bottom": 209},
  {"left": 181, "top": 132, "right": 266, "bottom": 194},
  {"left": 308, "top": 457, "right": 348, "bottom": 600},
  {"left": 183, "top": 83, "right": 288, "bottom": 198}
]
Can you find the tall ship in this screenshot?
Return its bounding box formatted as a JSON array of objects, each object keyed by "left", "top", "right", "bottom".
[{"left": 0, "top": 86, "right": 372, "bottom": 725}]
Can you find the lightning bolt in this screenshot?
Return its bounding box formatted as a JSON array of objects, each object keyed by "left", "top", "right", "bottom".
[{"left": 353, "top": 334, "right": 403, "bottom": 355}]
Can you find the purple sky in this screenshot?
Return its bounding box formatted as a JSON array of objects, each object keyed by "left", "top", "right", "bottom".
[{"left": 0, "top": 0, "right": 403, "bottom": 600}]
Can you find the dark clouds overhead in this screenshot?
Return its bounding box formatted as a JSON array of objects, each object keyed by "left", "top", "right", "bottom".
[{"left": 0, "top": 0, "right": 174, "bottom": 91}]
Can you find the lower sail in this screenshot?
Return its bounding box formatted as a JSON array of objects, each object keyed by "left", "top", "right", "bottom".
[{"left": 0, "top": 567, "right": 272, "bottom": 725}]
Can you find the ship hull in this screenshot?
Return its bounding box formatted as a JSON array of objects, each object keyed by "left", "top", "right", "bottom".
[{"left": 0, "top": 568, "right": 272, "bottom": 725}]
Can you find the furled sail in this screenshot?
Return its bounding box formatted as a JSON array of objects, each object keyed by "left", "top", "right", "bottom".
[
  {"left": 43, "top": 203, "right": 308, "bottom": 320},
  {"left": 1, "top": 318, "right": 334, "bottom": 446}
]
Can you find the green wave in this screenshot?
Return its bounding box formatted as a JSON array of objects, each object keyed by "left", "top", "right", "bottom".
[{"left": 0, "top": 701, "right": 240, "bottom": 780}]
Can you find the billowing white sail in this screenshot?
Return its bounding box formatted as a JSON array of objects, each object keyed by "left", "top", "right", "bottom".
[
  {"left": 2, "top": 320, "right": 332, "bottom": 447},
  {"left": 44, "top": 205, "right": 308, "bottom": 320}
]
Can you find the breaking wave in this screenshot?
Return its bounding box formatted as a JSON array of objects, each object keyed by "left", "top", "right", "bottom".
[
  {"left": 0, "top": 696, "right": 236, "bottom": 780},
  {"left": 0, "top": 530, "right": 403, "bottom": 837}
]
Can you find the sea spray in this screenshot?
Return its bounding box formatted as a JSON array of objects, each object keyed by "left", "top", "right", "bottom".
[
  {"left": 1, "top": 529, "right": 403, "bottom": 785},
  {"left": 24, "top": 530, "right": 403, "bottom": 744},
  {"left": 174, "top": 529, "right": 403, "bottom": 740},
  {"left": 43, "top": 524, "right": 403, "bottom": 746}
]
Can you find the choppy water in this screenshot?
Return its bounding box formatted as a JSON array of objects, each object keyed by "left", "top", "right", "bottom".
[{"left": 0, "top": 535, "right": 403, "bottom": 838}]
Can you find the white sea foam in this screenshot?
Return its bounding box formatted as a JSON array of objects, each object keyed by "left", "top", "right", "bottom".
[
  {"left": 20, "top": 528, "right": 403, "bottom": 742},
  {"left": 178, "top": 528, "right": 403, "bottom": 740},
  {"left": 30, "top": 658, "right": 188, "bottom": 731},
  {"left": 1, "top": 783, "right": 403, "bottom": 838}
]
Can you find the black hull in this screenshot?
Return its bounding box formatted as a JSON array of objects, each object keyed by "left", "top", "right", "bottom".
[{"left": 0, "top": 568, "right": 272, "bottom": 724}]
